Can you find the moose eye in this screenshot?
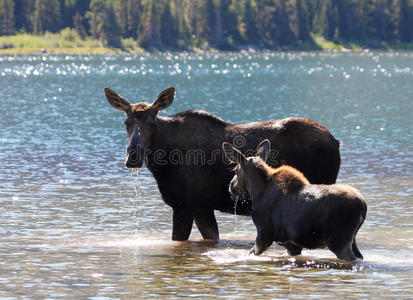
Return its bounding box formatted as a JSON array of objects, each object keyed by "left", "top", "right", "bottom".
[{"left": 124, "top": 120, "right": 132, "bottom": 128}]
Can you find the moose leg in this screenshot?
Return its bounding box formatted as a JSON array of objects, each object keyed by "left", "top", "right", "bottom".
[
  {"left": 172, "top": 206, "right": 194, "bottom": 241},
  {"left": 351, "top": 217, "right": 365, "bottom": 260},
  {"left": 327, "top": 237, "right": 357, "bottom": 261},
  {"left": 194, "top": 209, "right": 219, "bottom": 240},
  {"left": 330, "top": 244, "right": 357, "bottom": 261},
  {"left": 352, "top": 238, "right": 363, "bottom": 260},
  {"left": 284, "top": 243, "right": 302, "bottom": 256}
]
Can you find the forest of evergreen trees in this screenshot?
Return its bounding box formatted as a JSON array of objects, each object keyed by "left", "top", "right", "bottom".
[{"left": 0, "top": 0, "right": 412, "bottom": 50}]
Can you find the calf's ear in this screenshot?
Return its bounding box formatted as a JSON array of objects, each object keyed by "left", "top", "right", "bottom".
[
  {"left": 222, "top": 142, "right": 246, "bottom": 165},
  {"left": 256, "top": 139, "right": 271, "bottom": 162},
  {"left": 104, "top": 88, "right": 131, "bottom": 113},
  {"left": 152, "top": 87, "right": 175, "bottom": 111}
]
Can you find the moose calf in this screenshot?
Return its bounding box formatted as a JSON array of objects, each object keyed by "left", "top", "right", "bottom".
[{"left": 223, "top": 140, "right": 367, "bottom": 261}]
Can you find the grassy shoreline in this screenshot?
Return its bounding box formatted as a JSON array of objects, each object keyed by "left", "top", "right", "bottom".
[
  {"left": 1, "top": 30, "right": 413, "bottom": 54},
  {"left": 0, "top": 29, "right": 142, "bottom": 54}
]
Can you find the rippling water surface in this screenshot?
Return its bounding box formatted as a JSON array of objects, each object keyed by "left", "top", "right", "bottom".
[{"left": 0, "top": 51, "right": 412, "bottom": 298}]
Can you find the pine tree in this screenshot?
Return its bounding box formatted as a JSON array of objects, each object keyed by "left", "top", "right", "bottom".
[
  {"left": 217, "top": 0, "right": 239, "bottom": 49},
  {"left": 399, "top": 0, "right": 413, "bottom": 42},
  {"left": 325, "top": 0, "right": 338, "bottom": 41},
  {"left": 126, "top": 0, "right": 142, "bottom": 38},
  {"left": 244, "top": 0, "right": 258, "bottom": 44},
  {"left": 206, "top": 0, "right": 216, "bottom": 45},
  {"left": 34, "top": 0, "right": 61, "bottom": 33},
  {"left": 138, "top": 0, "right": 161, "bottom": 48},
  {"left": 87, "top": 0, "right": 121, "bottom": 47},
  {"left": 114, "top": 0, "right": 128, "bottom": 36},
  {"left": 0, "top": 0, "right": 15, "bottom": 35},
  {"left": 161, "top": 1, "right": 178, "bottom": 48},
  {"left": 273, "top": 0, "right": 296, "bottom": 46},
  {"left": 296, "top": 0, "right": 310, "bottom": 42},
  {"left": 13, "top": 0, "right": 26, "bottom": 31},
  {"left": 73, "top": 11, "right": 86, "bottom": 38}
]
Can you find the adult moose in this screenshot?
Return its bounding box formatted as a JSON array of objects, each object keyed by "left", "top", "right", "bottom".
[{"left": 105, "top": 87, "right": 341, "bottom": 241}]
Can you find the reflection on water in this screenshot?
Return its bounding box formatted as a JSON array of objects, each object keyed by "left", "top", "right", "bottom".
[
  {"left": 0, "top": 52, "right": 412, "bottom": 297},
  {"left": 1, "top": 175, "right": 412, "bottom": 298}
]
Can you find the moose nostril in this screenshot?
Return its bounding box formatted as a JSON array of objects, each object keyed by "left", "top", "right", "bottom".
[{"left": 128, "top": 150, "right": 139, "bottom": 163}]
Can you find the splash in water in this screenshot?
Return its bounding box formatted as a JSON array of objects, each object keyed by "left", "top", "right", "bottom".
[{"left": 204, "top": 249, "right": 273, "bottom": 264}]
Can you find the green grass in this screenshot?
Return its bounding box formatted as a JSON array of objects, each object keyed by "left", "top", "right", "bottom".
[
  {"left": 311, "top": 34, "right": 361, "bottom": 51},
  {"left": 0, "top": 28, "right": 142, "bottom": 54},
  {"left": 1, "top": 30, "right": 412, "bottom": 54},
  {"left": 310, "top": 33, "right": 413, "bottom": 51}
]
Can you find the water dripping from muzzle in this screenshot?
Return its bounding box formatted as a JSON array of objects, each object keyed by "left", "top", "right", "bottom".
[
  {"left": 129, "top": 168, "right": 143, "bottom": 232},
  {"left": 230, "top": 190, "right": 252, "bottom": 216},
  {"left": 234, "top": 195, "right": 239, "bottom": 232}
]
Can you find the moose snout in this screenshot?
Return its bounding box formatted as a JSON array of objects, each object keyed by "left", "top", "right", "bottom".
[{"left": 125, "top": 144, "right": 144, "bottom": 169}]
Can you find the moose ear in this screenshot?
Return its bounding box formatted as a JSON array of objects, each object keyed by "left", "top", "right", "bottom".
[
  {"left": 104, "top": 88, "right": 131, "bottom": 113},
  {"left": 256, "top": 139, "right": 271, "bottom": 162},
  {"left": 222, "top": 142, "right": 247, "bottom": 165},
  {"left": 152, "top": 87, "right": 175, "bottom": 111}
]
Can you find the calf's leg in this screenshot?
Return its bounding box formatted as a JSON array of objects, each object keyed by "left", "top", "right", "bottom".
[
  {"left": 172, "top": 206, "right": 194, "bottom": 241},
  {"left": 330, "top": 243, "right": 357, "bottom": 261},
  {"left": 326, "top": 212, "right": 362, "bottom": 261},
  {"left": 194, "top": 209, "right": 219, "bottom": 240},
  {"left": 327, "top": 235, "right": 357, "bottom": 261},
  {"left": 351, "top": 215, "right": 365, "bottom": 260},
  {"left": 250, "top": 229, "right": 273, "bottom": 255},
  {"left": 352, "top": 238, "right": 363, "bottom": 260},
  {"left": 284, "top": 243, "right": 302, "bottom": 256}
]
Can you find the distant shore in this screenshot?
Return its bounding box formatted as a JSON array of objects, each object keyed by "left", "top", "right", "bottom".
[{"left": 1, "top": 32, "right": 413, "bottom": 55}]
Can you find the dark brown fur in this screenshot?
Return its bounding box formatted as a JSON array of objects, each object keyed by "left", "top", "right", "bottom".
[
  {"left": 105, "top": 87, "right": 341, "bottom": 241},
  {"left": 224, "top": 140, "right": 367, "bottom": 261}
]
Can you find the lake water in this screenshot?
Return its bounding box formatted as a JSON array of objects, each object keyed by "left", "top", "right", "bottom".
[{"left": 0, "top": 51, "right": 412, "bottom": 298}]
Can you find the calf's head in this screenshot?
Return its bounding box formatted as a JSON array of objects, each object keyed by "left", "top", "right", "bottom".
[
  {"left": 223, "top": 139, "right": 271, "bottom": 196},
  {"left": 105, "top": 87, "right": 175, "bottom": 168}
]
